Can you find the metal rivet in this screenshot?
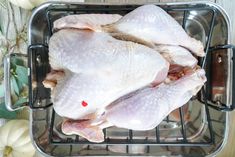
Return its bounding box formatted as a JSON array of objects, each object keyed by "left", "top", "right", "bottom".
[
  {"left": 217, "top": 55, "right": 222, "bottom": 63},
  {"left": 36, "top": 55, "right": 42, "bottom": 66}
]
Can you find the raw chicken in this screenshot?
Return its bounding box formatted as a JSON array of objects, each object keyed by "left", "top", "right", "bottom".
[
  {"left": 48, "top": 29, "right": 169, "bottom": 119},
  {"left": 52, "top": 5, "right": 204, "bottom": 57},
  {"left": 46, "top": 5, "right": 207, "bottom": 143},
  {"left": 155, "top": 45, "right": 198, "bottom": 68},
  {"left": 43, "top": 70, "right": 65, "bottom": 89},
  {"left": 62, "top": 119, "right": 105, "bottom": 143},
  {"left": 103, "top": 5, "right": 205, "bottom": 57},
  {"left": 105, "top": 69, "right": 206, "bottom": 130},
  {"left": 61, "top": 69, "right": 206, "bottom": 142},
  {"left": 106, "top": 69, "right": 206, "bottom": 130},
  {"left": 49, "top": 29, "right": 168, "bottom": 76},
  {"left": 53, "top": 14, "right": 122, "bottom": 32}
]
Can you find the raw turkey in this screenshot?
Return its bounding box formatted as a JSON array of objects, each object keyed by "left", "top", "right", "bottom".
[
  {"left": 105, "top": 69, "right": 206, "bottom": 130},
  {"left": 49, "top": 29, "right": 168, "bottom": 75},
  {"left": 45, "top": 4, "right": 207, "bottom": 143},
  {"left": 48, "top": 29, "right": 169, "bottom": 119},
  {"left": 61, "top": 69, "right": 206, "bottom": 142},
  {"left": 53, "top": 14, "right": 122, "bottom": 31},
  {"left": 155, "top": 45, "right": 198, "bottom": 68},
  {"left": 103, "top": 5, "right": 205, "bottom": 57},
  {"left": 52, "top": 6, "right": 204, "bottom": 57}
]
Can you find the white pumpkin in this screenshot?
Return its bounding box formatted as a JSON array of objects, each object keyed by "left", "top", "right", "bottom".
[
  {"left": 0, "top": 120, "right": 35, "bottom": 157},
  {"left": 0, "top": 119, "right": 6, "bottom": 128},
  {"left": 8, "top": 0, "right": 46, "bottom": 10}
]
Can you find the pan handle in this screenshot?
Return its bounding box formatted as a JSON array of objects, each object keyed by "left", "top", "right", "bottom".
[
  {"left": 4, "top": 53, "right": 28, "bottom": 111},
  {"left": 214, "top": 44, "right": 235, "bottom": 110},
  {"left": 232, "top": 45, "right": 235, "bottom": 110},
  {"left": 207, "top": 44, "right": 235, "bottom": 111}
]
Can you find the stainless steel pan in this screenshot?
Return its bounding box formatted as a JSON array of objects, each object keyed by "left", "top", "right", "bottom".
[{"left": 4, "top": 1, "right": 235, "bottom": 156}]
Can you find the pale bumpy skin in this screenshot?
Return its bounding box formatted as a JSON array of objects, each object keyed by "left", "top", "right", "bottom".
[
  {"left": 50, "top": 5, "right": 206, "bottom": 142},
  {"left": 53, "top": 14, "right": 122, "bottom": 31},
  {"left": 106, "top": 5, "right": 204, "bottom": 57},
  {"left": 105, "top": 69, "right": 206, "bottom": 130},
  {"left": 61, "top": 69, "right": 206, "bottom": 142},
  {"left": 51, "top": 30, "right": 169, "bottom": 119},
  {"left": 155, "top": 45, "right": 198, "bottom": 68},
  {"left": 49, "top": 29, "right": 168, "bottom": 75}
]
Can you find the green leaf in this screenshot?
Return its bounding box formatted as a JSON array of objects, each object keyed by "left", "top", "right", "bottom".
[
  {"left": 15, "top": 65, "right": 28, "bottom": 85},
  {"left": 16, "top": 78, "right": 23, "bottom": 91},
  {"left": 12, "top": 57, "right": 25, "bottom": 67},
  {"left": 0, "top": 84, "right": 3, "bottom": 97},
  {"left": 0, "top": 102, "right": 17, "bottom": 119},
  {"left": 11, "top": 76, "right": 19, "bottom": 95},
  {"left": 14, "top": 97, "right": 27, "bottom": 107}
]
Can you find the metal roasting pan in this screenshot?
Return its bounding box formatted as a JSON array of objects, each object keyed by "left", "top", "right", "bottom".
[{"left": 3, "top": 1, "right": 235, "bottom": 156}]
